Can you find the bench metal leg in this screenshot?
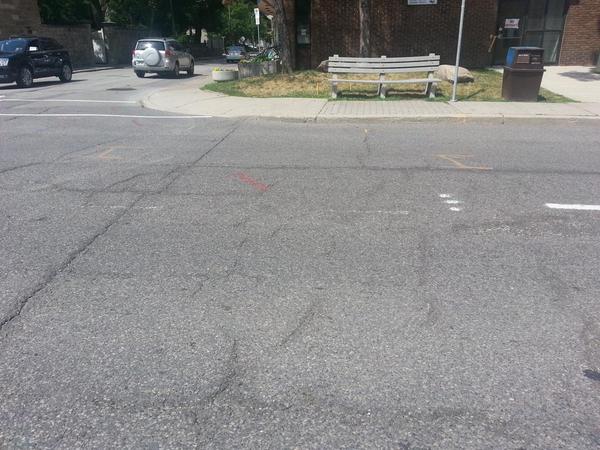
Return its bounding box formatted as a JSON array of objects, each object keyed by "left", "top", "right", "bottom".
[
  {"left": 429, "top": 82, "right": 437, "bottom": 99},
  {"left": 425, "top": 71, "right": 436, "bottom": 99},
  {"left": 331, "top": 75, "right": 338, "bottom": 99},
  {"left": 379, "top": 73, "right": 386, "bottom": 99}
]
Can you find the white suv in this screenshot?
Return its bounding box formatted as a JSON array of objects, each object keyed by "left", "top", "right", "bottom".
[{"left": 132, "top": 38, "right": 194, "bottom": 78}]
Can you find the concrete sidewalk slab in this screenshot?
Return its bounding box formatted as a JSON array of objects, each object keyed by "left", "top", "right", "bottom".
[
  {"left": 541, "top": 66, "right": 600, "bottom": 103},
  {"left": 452, "top": 101, "right": 597, "bottom": 118},
  {"left": 319, "top": 100, "right": 460, "bottom": 118},
  {"left": 143, "top": 82, "right": 327, "bottom": 119}
]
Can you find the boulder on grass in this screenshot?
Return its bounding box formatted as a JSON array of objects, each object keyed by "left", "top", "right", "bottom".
[
  {"left": 435, "top": 64, "right": 474, "bottom": 83},
  {"left": 317, "top": 60, "right": 329, "bottom": 72}
]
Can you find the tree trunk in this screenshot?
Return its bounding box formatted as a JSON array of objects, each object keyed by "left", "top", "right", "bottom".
[
  {"left": 272, "top": 0, "right": 293, "bottom": 73},
  {"left": 359, "top": 0, "right": 371, "bottom": 57}
]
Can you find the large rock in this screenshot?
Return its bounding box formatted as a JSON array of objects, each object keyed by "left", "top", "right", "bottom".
[{"left": 435, "top": 64, "right": 474, "bottom": 83}]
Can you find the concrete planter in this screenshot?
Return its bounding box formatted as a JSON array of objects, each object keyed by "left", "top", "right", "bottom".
[
  {"left": 212, "top": 70, "right": 238, "bottom": 82},
  {"left": 238, "top": 60, "right": 280, "bottom": 79}
]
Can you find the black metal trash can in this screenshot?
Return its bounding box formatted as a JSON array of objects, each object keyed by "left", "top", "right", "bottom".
[{"left": 502, "top": 47, "right": 545, "bottom": 102}]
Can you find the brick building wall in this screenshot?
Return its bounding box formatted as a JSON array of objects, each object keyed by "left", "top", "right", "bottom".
[
  {"left": 287, "top": 0, "right": 600, "bottom": 69},
  {"left": 0, "top": 0, "right": 41, "bottom": 38},
  {"left": 560, "top": 0, "right": 600, "bottom": 66},
  {"left": 304, "top": 0, "right": 497, "bottom": 68}
]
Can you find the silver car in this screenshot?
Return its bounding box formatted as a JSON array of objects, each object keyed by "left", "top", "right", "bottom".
[
  {"left": 132, "top": 38, "right": 194, "bottom": 78},
  {"left": 224, "top": 46, "right": 246, "bottom": 63}
]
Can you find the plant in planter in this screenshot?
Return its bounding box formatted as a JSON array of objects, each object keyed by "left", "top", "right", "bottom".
[
  {"left": 237, "top": 49, "right": 281, "bottom": 79},
  {"left": 212, "top": 67, "right": 238, "bottom": 82}
]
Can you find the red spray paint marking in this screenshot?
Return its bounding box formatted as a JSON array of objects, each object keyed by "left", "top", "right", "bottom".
[{"left": 234, "top": 172, "right": 269, "bottom": 192}]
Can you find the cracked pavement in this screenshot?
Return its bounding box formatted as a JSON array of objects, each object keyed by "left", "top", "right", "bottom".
[{"left": 1, "top": 68, "right": 600, "bottom": 448}]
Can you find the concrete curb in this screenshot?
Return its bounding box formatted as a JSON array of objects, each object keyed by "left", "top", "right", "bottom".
[{"left": 141, "top": 83, "right": 600, "bottom": 122}]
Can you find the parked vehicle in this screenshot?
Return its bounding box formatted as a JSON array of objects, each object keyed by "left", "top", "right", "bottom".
[
  {"left": 0, "top": 36, "right": 72, "bottom": 88},
  {"left": 224, "top": 46, "right": 246, "bottom": 63},
  {"left": 132, "top": 38, "right": 194, "bottom": 78}
]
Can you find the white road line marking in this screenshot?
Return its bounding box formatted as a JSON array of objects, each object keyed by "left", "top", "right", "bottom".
[
  {"left": 439, "top": 194, "right": 452, "bottom": 198},
  {"left": 328, "top": 209, "right": 409, "bottom": 215},
  {"left": 445, "top": 200, "right": 462, "bottom": 205},
  {"left": 449, "top": 207, "right": 462, "bottom": 212},
  {"left": 0, "top": 98, "right": 137, "bottom": 104},
  {"left": 545, "top": 203, "right": 600, "bottom": 211},
  {"left": 0, "top": 113, "right": 211, "bottom": 119}
]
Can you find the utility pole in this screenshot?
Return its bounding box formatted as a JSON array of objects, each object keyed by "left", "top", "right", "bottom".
[{"left": 169, "top": 0, "right": 176, "bottom": 36}]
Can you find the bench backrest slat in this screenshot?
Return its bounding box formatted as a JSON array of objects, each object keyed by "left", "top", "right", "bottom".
[
  {"left": 328, "top": 54, "right": 440, "bottom": 75},
  {"left": 329, "top": 55, "right": 440, "bottom": 63},
  {"left": 329, "top": 66, "right": 439, "bottom": 74},
  {"left": 329, "top": 61, "right": 440, "bottom": 70}
]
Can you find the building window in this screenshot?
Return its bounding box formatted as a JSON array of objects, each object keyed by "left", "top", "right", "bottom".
[{"left": 296, "top": 0, "right": 310, "bottom": 45}]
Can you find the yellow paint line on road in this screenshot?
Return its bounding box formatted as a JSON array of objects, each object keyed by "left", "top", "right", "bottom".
[{"left": 436, "top": 154, "right": 493, "bottom": 171}]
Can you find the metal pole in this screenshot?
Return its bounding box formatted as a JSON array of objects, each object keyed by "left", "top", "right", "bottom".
[{"left": 451, "top": 0, "right": 467, "bottom": 102}]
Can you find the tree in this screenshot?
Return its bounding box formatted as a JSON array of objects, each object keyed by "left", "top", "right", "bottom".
[
  {"left": 271, "top": 0, "right": 293, "bottom": 73},
  {"left": 38, "top": 0, "right": 103, "bottom": 27},
  {"left": 218, "top": 0, "right": 264, "bottom": 46},
  {"left": 359, "top": 0, "right": 370, "bottom": 57}
]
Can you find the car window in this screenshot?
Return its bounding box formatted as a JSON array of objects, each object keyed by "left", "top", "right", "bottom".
[
  {"left": 45, "top": 38, "right": 62, "bottom": 50},
  {"left": 168, "top": 41, "right": 182, "bottom": 51},
  {"left": 0, "top": 38, "right": 28, "bottom": 53},
  {"left": 136, "top": 41, "right": 165, "bottom": 51},
  {"left": 39, "top": 38, "right": 52, "bottom": 51}
]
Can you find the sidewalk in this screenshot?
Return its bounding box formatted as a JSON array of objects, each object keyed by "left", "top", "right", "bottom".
[
  {"left": 541, "top": 66, "right": 600, "bottom": 103},
  {"left": 142, "top": 75, "right": 600, "bottom": 121}
]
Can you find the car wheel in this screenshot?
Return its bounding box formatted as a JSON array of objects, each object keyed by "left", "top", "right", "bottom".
[
  {"left": 172, "top": 62, "right": 180, "bottom": 78},
  {"left": 58, "top": 63, "right": 72, "bottom": 82},
  {"left": 16, "top": 66, "right": 33, "bottom": 88},
  {"left": 187, "top": 61, "right": 194, "bottom": 77},
  {"left": 135, "top": 70, "right": 145, "bottom": 78}
]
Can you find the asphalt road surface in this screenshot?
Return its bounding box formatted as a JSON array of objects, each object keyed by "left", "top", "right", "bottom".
[{"left": 1, "top": 67, "right": 600, "bottom": 449}]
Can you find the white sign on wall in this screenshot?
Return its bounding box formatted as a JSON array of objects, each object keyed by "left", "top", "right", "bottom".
[
  {"left": 504, "top": 18, "right": 520, "bottom": 29},
  {"left": 408, "top": 0, "right": 438, "bottom": 5}
]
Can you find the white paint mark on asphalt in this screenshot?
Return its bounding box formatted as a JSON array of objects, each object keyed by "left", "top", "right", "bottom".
[
  {"left": 449, "top": 207, "right": 462, "bottom": 212},
  {"left": 439, "top": 194, "right": 452, "bottom": 198},
  {"left": 445, "top": 200, "right": 462, "bottom": 205},
  {"left": 328, "top": 209, "right": 409, "bottom": 215},
  {"left": 0, "top": 113, "right": 211, "bottom": 119},
  {"left": 0, "top": 98, "right": 137, "bottom": 104},
  {"left": 545, "top": 203, "right": 600, "bottom": 211}
]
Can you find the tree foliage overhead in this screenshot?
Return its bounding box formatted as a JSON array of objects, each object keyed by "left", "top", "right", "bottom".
[{"left": 37, "top": 0, "right": 230, "bottom": 37}]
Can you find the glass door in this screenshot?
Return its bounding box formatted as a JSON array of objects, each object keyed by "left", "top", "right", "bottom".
[
  {"left": 523, "top": 0, "right": 567, "bottom": 64},
  {"left": 493, "top": 0, "right": 529, "bottom": 65}
]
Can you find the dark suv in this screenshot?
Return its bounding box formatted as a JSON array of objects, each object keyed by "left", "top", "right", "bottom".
[{"left": 0, "top": 36, "right": 72, "bottom": 88}]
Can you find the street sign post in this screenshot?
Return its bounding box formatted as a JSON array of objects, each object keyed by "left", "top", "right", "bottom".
[
  {"left": 254, "top": 8, "right": 261, "bottom": 48},
  {"left": 451, "top": 0, "right": 467, "bottom": 102}
]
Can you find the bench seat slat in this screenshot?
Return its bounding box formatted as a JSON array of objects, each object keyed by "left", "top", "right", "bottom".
[
  {"left": 329, "top": 56, "right": 440, "bottom": 63},
  {"left": 329, "top": 67, "right": 439, "bottom": 74}
]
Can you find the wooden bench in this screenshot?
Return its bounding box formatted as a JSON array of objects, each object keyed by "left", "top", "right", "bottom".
[{"left": 328, "top": 54, "right": 441, "bottom": 99}]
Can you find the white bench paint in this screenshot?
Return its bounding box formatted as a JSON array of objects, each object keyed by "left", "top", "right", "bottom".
[{"left": 327, "top": 54, "right": 441, "bottom": 99}]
